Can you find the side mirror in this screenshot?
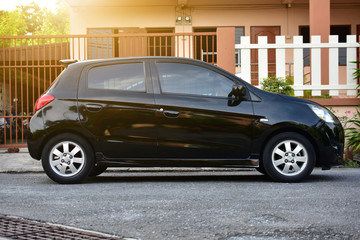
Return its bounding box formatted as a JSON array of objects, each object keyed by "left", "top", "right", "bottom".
[
  {"left": 228, "top": 84, "right": 246, "bottom": 106},
  {"left": 231, "top": 84, "right": 245, "bottom": 98}
]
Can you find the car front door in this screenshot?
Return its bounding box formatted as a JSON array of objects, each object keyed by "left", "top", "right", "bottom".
[
  {"left": 151, "top": 60, "right": 256, "bottom": 161},
  {"left": 77, "top": 60, "right": 157, "bottom": 159}
]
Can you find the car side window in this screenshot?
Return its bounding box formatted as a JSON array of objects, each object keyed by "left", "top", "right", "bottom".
[
  {"left": 157, "top": 62, "right": 233, "bottom": 97},
  {"left": 88, "top": 62, "right": 145, "bottom": 92}
]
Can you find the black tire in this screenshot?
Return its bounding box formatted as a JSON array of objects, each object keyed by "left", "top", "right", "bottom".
[
  {"left": 88, "top": 165, "right": 108, "bottom": 177},
  {"left": 262, "top": 132, "right": 315, "bottom": 182},
  {"left": 255, "top": 165, "right": 268, "bottom": 176},
  {"left": 41, "top": 133, "right": 94, "bottom": 184}
]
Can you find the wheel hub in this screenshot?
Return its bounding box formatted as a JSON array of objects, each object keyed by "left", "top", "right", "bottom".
[
  {"left": 61, "top": 153, "right": 74, "bottom": 165},
  {"left": 284, "top": 152, "right": 295, "bottom": 163}
]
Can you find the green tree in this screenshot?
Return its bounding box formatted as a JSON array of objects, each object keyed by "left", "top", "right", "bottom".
[
  {"left": 260, "top": 76, "right": 294, "bottom": 96},
  {"left": 17, "top": 2, "right": 44, "bottom": 34},
  {"left": 0, "top": 0, "right": 69, "bottom": 39},
  {"left": 345, "top": 60, "right": 360, "bottom": 155},
  {"left": 37, "top": 1, "right": 70, "bottom": 35},
  {"left": 0, "top": 10, "right": 27, "bottom": 37}
]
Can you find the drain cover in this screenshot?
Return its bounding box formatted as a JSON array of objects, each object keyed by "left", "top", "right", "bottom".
[{"left": 0, "top": 215, "right": 123, "bottom": 240}]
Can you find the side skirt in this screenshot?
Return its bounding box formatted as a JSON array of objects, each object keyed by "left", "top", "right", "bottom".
[{"left": 95, "top": 153, "right": 259, "bottom": 168}]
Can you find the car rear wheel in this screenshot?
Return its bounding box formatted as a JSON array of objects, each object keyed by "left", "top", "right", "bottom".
[
  {"left": 262, "top": 132, "right": 315, "bottom": 182},
  {"left": 41, "top": 134, "right": 94, "bottom": 184}
]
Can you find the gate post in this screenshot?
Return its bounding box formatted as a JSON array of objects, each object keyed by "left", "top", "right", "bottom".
[{"left": 217, "top": 27, "right": 235, "bottom": 74}]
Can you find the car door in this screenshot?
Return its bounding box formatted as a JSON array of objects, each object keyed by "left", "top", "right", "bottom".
[
  {"left": 77, "top": 60, "right": 157, "bottom": 159},
  {"left": 151, "top": 59, "right": 256, "bottom": 160}
]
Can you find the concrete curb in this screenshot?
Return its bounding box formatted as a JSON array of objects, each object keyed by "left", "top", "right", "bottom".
[{"left": 0, "top": 148, "right": 42, "bottom": 173}]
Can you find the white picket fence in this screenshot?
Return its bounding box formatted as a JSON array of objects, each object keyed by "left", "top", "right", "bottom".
[{"left": 235, "top": 35, "right": 359, "bottom": 97}]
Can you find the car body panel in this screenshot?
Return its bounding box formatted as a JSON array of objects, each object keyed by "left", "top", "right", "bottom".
[
  {"left": 150, "top": 59, "right": 257, "bottom": 160},
  {"left": 77, "top": 60, "right": 158, "bottom": 159}
]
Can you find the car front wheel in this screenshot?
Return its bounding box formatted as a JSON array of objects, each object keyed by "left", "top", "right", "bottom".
[
  {"left": 41, "top": 134, "right": 94, "bottom": 184},
  {"left": 262, "top": 132, "right": 315, "bottom": 182},
  {"left": 88, "top": 165, "right": 108, "bottom": 177}
]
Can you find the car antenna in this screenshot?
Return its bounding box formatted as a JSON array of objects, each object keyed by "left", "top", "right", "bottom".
[{"left": 59, "top": 59, "right": 78, "bottom": 68}]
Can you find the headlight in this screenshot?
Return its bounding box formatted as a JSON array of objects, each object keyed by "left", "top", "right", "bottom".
[{"left": 308, "top": 104, "right": 334, "bottom": 123}]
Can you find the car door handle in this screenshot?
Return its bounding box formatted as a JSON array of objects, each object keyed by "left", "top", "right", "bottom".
[
  {"left": 85, "top": 104, "right": 103, "bottom": 112},
  {"left": 163, "top": 110, "right": 180, "bottom": 118}
]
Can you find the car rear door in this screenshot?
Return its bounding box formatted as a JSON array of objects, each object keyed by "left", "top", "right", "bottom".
[
  {"left": 151, "top": 59, "right": 256, "bottom": 160},
  {"left": 77, "top": 59, "right": 157, "bottom": 159}
]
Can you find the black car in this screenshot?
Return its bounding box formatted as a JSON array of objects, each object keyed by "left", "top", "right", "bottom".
[{"left": 27, "top": 57, "right": 344, "bottom": 184}]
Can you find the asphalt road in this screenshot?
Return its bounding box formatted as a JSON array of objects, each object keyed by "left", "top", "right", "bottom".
[{"left": 1, "top": 168, "right": 360, "bottom": 240}]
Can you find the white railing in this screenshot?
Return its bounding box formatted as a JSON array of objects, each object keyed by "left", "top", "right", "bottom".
[{"left": 235, "top": 35, "right": 359, "bottom": 97}]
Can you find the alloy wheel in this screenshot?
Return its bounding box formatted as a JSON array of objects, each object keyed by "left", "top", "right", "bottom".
[
  {"left": 49, "top": 141, "right": 85, "bottom": 177},
  {"left": 271, "top": 140, "right": 308, "bottom": 176}
]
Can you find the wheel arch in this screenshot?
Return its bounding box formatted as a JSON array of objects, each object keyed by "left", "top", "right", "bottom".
[
  {"left": 38, "top": 128, "right": 96, "bottom": 160},
  {"left": 258, "top": 126, "right": 320, "bottom": 167}
]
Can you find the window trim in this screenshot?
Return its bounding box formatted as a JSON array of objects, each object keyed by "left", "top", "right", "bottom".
[{"left": 86, "top": 62, "right": 147, "bottom": 93}]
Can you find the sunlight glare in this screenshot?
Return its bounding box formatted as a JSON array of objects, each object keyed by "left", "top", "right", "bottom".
[{"left": 0, "top": 0, "right": 59, "bottom": 11}]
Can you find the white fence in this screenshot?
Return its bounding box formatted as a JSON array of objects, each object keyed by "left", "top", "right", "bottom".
[{"left": 235, "top": 35, "right": 359, "bottom": 97}]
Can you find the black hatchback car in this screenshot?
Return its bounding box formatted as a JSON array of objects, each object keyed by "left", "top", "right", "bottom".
[{"left": 27, "top": 57, "right": 344, "bottom": 184}]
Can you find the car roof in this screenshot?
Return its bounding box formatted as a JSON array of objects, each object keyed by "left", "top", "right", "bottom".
[{"left": 63, "top": 57, "right": 207, "bottom": 68}]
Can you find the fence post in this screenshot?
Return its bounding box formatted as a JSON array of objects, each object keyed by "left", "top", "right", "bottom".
[
  {"left": 217, "top": 27, "right": 235, "bottom": 74},
  {"left": 275, "top": 36, "right": 286, "bottom": 79},
  {"left": 293, "top": 36, "right": 304, "bottom": 96},
  {"left": 329, "top": 35, "right": 339, "bottom": 96},
  {"left": 258, "top": 36, "right": 268, "bottom": 82},
  {"left": 347, "top": 35, "right": 357, "bottom": 96},
  {"left": 239, "top": 36, "right": 251, "bottom": 83}
]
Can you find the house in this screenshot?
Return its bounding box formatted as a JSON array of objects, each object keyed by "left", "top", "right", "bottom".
[
  {"left": 65, "top": 0, "right": 360, "bottom": 97},
  {"left": 65, "top": 0, "right": 360, "bottom": 111},
  {"left": 67, "top": 0, "right": 360, "bottom": 41},
  {"left": 65, "top": 0, "right": 360, "bottom": 62}
]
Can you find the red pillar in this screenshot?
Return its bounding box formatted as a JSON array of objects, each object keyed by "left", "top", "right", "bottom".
[
  {"left": 217, "top": 27, "right": 235, "bottom": 74},
  {"left": 309, "top": 0, "right": 330, "bottom": 85}
]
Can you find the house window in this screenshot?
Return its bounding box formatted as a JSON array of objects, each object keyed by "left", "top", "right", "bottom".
[
  {"left": 88, "top": 29, "right": 114, "bottom": 59},
  {"left": 331, "top": 25, "right": 351, "bottom": 66},
  {"left": 299, "top": 26, "right": 310, "bottom": 66},
  {"left": 235, "top": 27, "right": 245, "bottom": 68},
  {"left": 299, "top": 25, "right": 351, "bottom": 66}
]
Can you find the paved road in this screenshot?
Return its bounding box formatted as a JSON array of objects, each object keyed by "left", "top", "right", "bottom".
[{"left": 1, "top": 169, "right": 360, "bottom": 240}]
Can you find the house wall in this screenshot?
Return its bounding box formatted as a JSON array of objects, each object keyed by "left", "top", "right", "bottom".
[
  {"left": 69, "top": 2, "right": 360, "bottom": 37},
  {"left": 69, "top": 6, "right": 175, "bottom": 34}
]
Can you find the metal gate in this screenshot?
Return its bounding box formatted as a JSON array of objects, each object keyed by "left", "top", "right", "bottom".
[{"left": 0, "top": 32, "right": 217, "bottom": 148}]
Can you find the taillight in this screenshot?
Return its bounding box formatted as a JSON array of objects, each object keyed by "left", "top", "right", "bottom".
[{"left": 34, "top": 94, "right": 55, "bottom": 113}]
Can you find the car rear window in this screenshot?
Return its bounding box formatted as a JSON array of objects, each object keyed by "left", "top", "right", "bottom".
[{"left": 87, "top": 62, "right": 145, "bottom": 92}]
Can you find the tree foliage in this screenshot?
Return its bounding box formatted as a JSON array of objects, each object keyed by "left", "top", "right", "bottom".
[
  {"left": 0, "top": 10, "right": 27, "bottom": 36},
  {"left": 260, "top": 76, "right": 294, "bottom": 96},
  {"left": 0, "top": 0, "right": 69, "bottom": 37}
]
